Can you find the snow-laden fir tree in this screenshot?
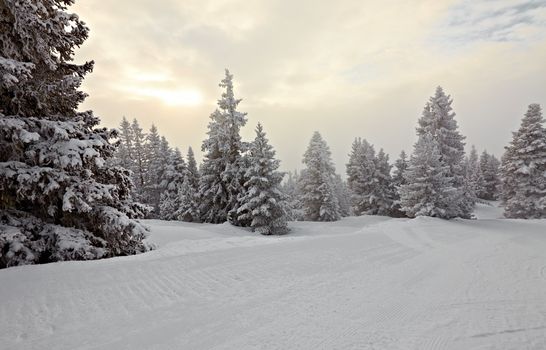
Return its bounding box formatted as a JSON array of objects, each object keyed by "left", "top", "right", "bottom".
[
  {"left": 199, "top": 69, "right": 247, "bottom": 224},
  {"left": 416, "top": 86, "right": 471, "bottom": 218},
  {"left": 236, "top": 124, "right": 289, "bottom": 235},
  {"left": 299, "top": 132, "right": 341, "bottom": 221},
  {"left": 399, "top": 134, "right": 457, "bottom": 218},
  {"left": 501, "top": 104, "right": 546, "bottom": 218},
  {"left": 373, "top": 149, "right": 396, "bottom": 216},
  {"left": 346, "top": 139, "right": 395, "bottom": 215},
  {"left": 130, "top": 118, "right": 147, "bottom": 200},
  {"left": 113, "top": 116, "right": 134, "bottom": 170},
  {"left": 390, "top": 150, "right": 409, "bottom": 217},
  {"left": 176, "top": 147, "right": 201, "bottom": 222},
  {"left": 392, "top": 150, "right": 408, "bottom": 188},
  {"left": 144, "top": 126, "right": 170, "bottom": 216},
  {"left": 0, "top": 0, "right": 150, "bottom": 268},
  {"left": 281, "top": 171, "right": 304, "bottom": 221},
  {"left": 346, "top": 138, "right": 376, "bottom": 215},
  {"left": 185, "top": 146, "right": 199, "bottom": 190},
  {"left": 159, "top": 148, "right": 186, "bottom": 220},
  {"left": 462, "top": 145, "right": 484, "bottom": 207},
  {"left": 333, "top": 174, "right": 352, "bottom": 217},
  {"left": 478, "top": 151, "right": 501, "bottom": 200}
]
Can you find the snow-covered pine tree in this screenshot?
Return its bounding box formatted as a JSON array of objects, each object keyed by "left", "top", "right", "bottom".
[
  {"left": 299, "top": 132, "right": 341, "bottom": 221},
  {"left": 199, "top": 69, "right": 247, "bottom": 224},
  {"left": 373, "top": 149, "right": 396, "bottom": 216},
  {"left": 462, "top": 145, "right": 483, "bottom": 208},
  {"left": 143, "top": 125, "right": 167, "bottom": 216},
  {"left": 185, "top": 146, "right": 199, "bottom": 190},
  {"left": 399, "top": 133, "right": 457, "bottom": 218},
  {"left": 333, "top": 174, "right": 352, "bottom": 217},
  {"left": 130, "top": 118, "right": 147, "bottom": 200},
  {"left": 176, "top": 147, "right": 200, "bottom": 222},
  {"left": 159, "top": 148, "right": 186, "bottom": 220},
  {"left": 391, "top": 150, "right": 409, "bottom": 217},
  {"left": 501, "top": 104, "right": 546, "bottom": 218},
  {"left": 281, "top": 170, "right": 304, "bottom": 221},
  {"left": 236, "top": 124, "right": 289, "bottom": 235},
  {"left": 479, "top": 151, "right": 501, "bottom": 200},
  {"left": 346, "top": 139, "right": 394, "bottom": 215},
  {"left": 113, "top": 116, "right": 134, "bottom": 170},
  {"left": 0, "top": 0, "right": 150, "bottom": 268},
  {"left": 416, "top": 86, "right": 470, "bottom": 218},
  {"left": 346, "top": 138, "right": 376, "bottom": 215},
  {"left": 392, "top": 150, "right": 408, "bottom": 188}
]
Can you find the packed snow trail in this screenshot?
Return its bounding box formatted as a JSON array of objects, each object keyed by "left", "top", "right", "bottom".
[{"left": 1, "top": 215, "right": 546, "bottom": 349}]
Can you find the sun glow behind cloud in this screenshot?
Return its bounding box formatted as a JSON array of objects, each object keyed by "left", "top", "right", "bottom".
[{"left": 126, "top": 87, "right": 204, "bottom": 106}]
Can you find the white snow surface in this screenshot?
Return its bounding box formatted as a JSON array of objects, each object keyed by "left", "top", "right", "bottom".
[{"left": 2, "top": 208, "right": 546, "bottom": 349}]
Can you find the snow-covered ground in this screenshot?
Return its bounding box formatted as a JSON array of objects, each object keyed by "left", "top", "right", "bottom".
[{"left": 2, "top": 204, "right": 546, "bottom": 349}]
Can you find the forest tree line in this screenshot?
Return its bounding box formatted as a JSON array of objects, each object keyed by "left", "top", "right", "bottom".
[{"left": 112, "top": 73, "right": 545, "bottom": 231}]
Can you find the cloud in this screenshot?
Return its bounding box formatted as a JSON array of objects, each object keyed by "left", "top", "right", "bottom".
[
  {"left": 72, "top": 0, "right": 546, "bottom": 173},
  {"left": 441, "top": 0, "right": 546, "bottom": 43}
]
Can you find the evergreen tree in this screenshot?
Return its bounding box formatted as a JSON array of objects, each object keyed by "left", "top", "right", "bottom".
[
  {"left": 199, "top": 69, "right": 247, "bottom": 224},
  {"left": 177, "top": 147, "right": 200, "bottom": 222},
  {"left": 159, "top": 148, "right": 186, "bottom": 220},
  {"left": 114, "top": 116, "right": 134, "bottom": 170},
  {"left": 299, "top": 132, "right": 341, "bottom": 221},
  {"left": 391, "top": 150, "right": 409, "bottom": 217},
  {"left": 0, "top": 0, "right": 149, "bottom": 268},
  {"left": 501, "top": 104, "right": 546, "bottom": 218},
  {"left": 399, "top": 134, "right": 457, "bottom": 218},
  {"left": 236, "top": 124, "right": 289, "bottom": 235},
  {"left": 176, "top": 173, "right": 201, "bottom": 222},
  {"left": 373, "top": 149, "right": 396, "bottom": 216},
  {"left": 281, "top": 171, "right": 304, "bottom": 221},
  {"left": 143, "top": 125, "right": 166, "bottom": 216},
  {"left": 333, "top": 174, "right": 352, "bottom": 217},
  {"left": 346, "top": 139, "right": 395, "bottom": 215},
  {"left": 462, "top": 145, "right": 483, "bottom": 210},
  {"left": 186, "top": 146, "right": 199, "bottom": 189},
  {"left": 130, "top": 118, "right": 147, "bottom": 200},
  {"left": 392, "top": 150, "right": 408, "bottom": 188},
  {"left": 346, "top": 138, "right": 376, "bottom": 215},
  {"left": 479, "top": 151, "right": 501, "bottom": 200},
  {"left": 416, "top": 86, "right": 470, "bottom": 218}
]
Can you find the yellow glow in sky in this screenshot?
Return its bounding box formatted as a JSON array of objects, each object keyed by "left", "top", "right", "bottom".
[{"left": 127, "top": 87, "right": 204, "bottom": 107}]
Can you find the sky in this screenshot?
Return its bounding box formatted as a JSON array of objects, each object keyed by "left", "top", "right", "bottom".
[{"left": 72, "top": 0, "right": 546, "bottom": 173}]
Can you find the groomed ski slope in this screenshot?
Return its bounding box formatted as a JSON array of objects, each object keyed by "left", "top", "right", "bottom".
[{"left": 1, "top": 203, "right": 546, "bottom": 349}]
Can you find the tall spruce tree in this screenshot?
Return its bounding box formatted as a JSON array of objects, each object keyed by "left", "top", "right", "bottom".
[
  {"left": 159, "top": 148, "right": 186, "bottom": 220},
  {"left": 333, "top": 174, "right": 352, "bottom": 217},
  {"left": 346, "top": 138, "right": 377, "bottom": 215},
  {"left": 399, "top": 134, "right": 457, "bottom": 218},
  {"left": 177, "top": 147, "right": 200, "bottom": 222},
  {"left": 236, "top": 124, "right": 289, "bottom": 235},
  {"left": 0, "top": 0, "right": 149, "bottom": 268},
  {"left": 130, "top": 118, "right": 147, "bottom": 200},
  {"left": 185, "top": 146, "right": 199, "bottom": 189},
  {"left": 416, "top": 86, "right": 470, "bottom": 218},
  {"left": 114, "top": 116, "right": 134, "bottom": 170},
  {"left": 392, "top": 150, "right": 408, "bottom": 188},
  {"left": 199, "top": 69, "right": 247, "bottom": 224},
  {"left": 373, "top": 149, "right": 396, "bottom": 216},
  {"left": 462, "top": 145, "right": 483, "bottom": 208},
  {"left": 501, "top": 104, "right": 546, "bottom": 218},
  {"left": 479, "top": 151, "right": 501, "bottom": 200},
  {"left": 299, "top": 132, "right": 341, "bottom": 221},
  {"left": 281, "top": 171, "right": 304, "bottom": 221},
  {"left": 143, "top": 125, "right": 167, "bottom": 216},
  {"left": 346, "top": 139, "right": 395, "bottom": 215}
]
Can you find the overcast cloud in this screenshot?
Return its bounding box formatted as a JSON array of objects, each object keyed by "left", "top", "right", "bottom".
[{"left": 73, "top": 0, "right": 546, "bottom": 172}]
